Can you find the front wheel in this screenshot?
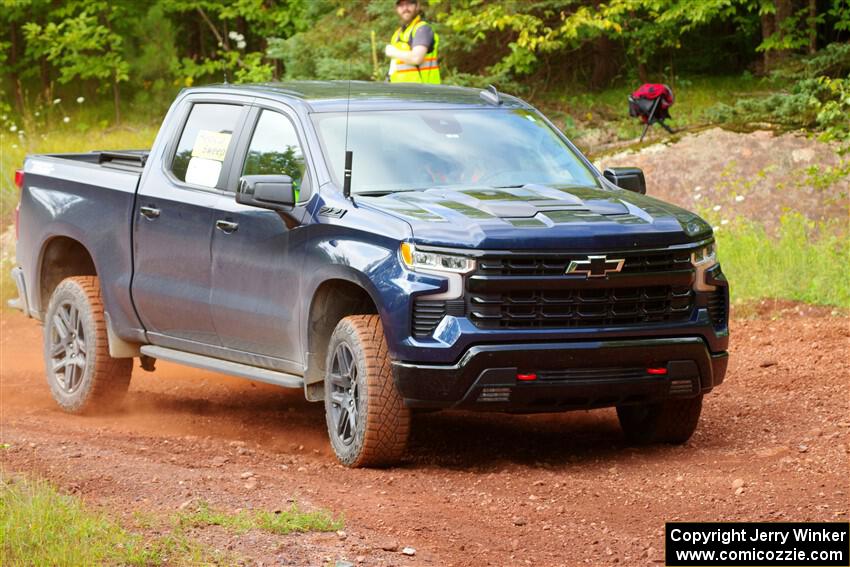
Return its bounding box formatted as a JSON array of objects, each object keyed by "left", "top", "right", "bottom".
[
  {"left": 616, "top": 395, "right": 703, "bottom": 445},
  {"left": 323, "top": 315, "right": 410, "bottom": 467},
  {"left": 43, "top": 276, "right": 132, "bottom": 414}
]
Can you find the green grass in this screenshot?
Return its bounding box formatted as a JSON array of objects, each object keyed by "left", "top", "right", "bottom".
[
  {"left": 0, "top": 474, "right": 201, "bottom": 566},
  {"left": 176, "top": 500, "right": 343, "bottom": 536},
  {"left": 0, "top": 474, "right": 342, "bottom": 566},
  {"left": 713, "top": 213, "right": 850, "bottom": 308},
  {"left": 257, "top": 506, "right": 343, "bottom": 534}
]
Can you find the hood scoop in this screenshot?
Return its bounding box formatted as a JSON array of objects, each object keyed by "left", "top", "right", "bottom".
[
  {"left": 468, "top": 188, "right": 630, "bottom": 219},
  {"left": 477, "top": 201, "right": 538, "bottom": 218},
  {"left": 453, "top": 185, "right": 590, "bottom": 219},
  {"left": 583, "top": 198, "right": 630, "bottom": 216}
]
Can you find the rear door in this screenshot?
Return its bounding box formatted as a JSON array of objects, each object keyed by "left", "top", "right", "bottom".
[
  {"left": 208, "top": 104, "right": 314, "bottom": 371},
  {"left": 132, "top": 97, "right": 250, "bottom": 350}
]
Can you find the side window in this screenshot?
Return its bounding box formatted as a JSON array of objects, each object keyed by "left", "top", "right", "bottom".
[
  {"left": 242, "top": 110, "right": 307, "bottom": 197},
  {"left": 171, "top": 103, "right": 242, "bottom": 188}
]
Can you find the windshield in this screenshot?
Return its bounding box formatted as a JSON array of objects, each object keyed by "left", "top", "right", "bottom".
[{"left": 311, "top": 108, "right": 598, "bottom": 194}]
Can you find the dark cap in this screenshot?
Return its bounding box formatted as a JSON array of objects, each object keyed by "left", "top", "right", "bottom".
[{"left": 395, "top": 0, "right": 418, "bottom": 4}]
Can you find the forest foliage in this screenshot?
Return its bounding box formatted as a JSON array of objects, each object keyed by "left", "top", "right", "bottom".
[{"left": 1, "top": 0, "right": 848, "bottom": 137}]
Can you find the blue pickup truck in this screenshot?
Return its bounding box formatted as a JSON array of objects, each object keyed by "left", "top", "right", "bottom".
[{"left": 11, "top": 82, "right": 728, "bottom": 467}]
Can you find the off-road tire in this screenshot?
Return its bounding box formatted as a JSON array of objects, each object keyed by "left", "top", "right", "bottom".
[
  {"left": 43, "top": 276, "right": 132, "bottom": 413},
  {"left": 616, "top": 394, "right": 703, "bottom": 445},
  {"left": 323, "top": 315, "right": 410, "bottom": 467}
]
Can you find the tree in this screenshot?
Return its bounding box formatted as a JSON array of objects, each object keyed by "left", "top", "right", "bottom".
[
  {"left": 432, "top": 0, "right": 761, "bottom": 87},
  {"left": 161, "top": 0, "right": 313, "bottom": 84},
  {"left": 1, "top": 0, "right": 55, "bottom": 113},
  {"left": 757, "top": 0, "right": 830, "bottom": 69},
  {"left": 266, "top": 0, "right": 399, "bottom": 82},
  {"left": 23, "top": 1, "right": 129, "bottom": 122}
]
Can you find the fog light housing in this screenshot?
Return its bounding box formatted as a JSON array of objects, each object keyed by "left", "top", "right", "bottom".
[{"left": 477, "top": 387, "right": 511, "bottom": 403}]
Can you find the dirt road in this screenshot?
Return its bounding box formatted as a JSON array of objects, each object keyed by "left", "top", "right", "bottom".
[{"left": 2, "top": 308, "right": 848, "bottom": 566}]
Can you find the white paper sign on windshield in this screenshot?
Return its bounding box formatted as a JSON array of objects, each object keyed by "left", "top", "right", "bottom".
[{"left": 192, "top": 130, "right": 231, "bottom": 162}]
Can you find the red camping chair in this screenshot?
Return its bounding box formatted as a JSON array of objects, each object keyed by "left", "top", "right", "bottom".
[{"left": 628, "top": 83, "right": 675, "bottom": 142}]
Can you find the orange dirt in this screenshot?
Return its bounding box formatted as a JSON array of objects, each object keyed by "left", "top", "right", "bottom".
[{"left": 1, "top": 309, "right": 848, "bottom": 565}]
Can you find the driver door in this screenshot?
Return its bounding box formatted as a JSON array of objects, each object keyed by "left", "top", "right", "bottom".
[{"left": 208, "top": 106, "right": 310, "bottom": 372}]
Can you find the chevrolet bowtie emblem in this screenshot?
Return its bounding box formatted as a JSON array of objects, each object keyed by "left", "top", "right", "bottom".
[{"left": 566, "top": 255, "right": 625, "bottom": 278}]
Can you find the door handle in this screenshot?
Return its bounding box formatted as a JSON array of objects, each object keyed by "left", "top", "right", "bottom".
[
  {"left": 215, "top": 219, "right": 239, "bottom": 234},
  {"left": 139, "top": 206, "right": 160, "bottom": 219}
]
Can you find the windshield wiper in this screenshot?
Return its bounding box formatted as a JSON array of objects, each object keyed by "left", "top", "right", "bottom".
[{"left": 354, "top": 189, "right": 423, "bottom": 197}]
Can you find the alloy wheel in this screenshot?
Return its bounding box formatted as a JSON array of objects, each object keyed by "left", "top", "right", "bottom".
[
  {"left": 328, "top": 342, "right": 360, "bottom": 446},
  {"left": 48, "top": 301, "right": 87, "bottom": 394}
]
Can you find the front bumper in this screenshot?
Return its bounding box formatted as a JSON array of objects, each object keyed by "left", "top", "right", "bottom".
[{"left": 392, "top": 337, "right": 727, "bottom": 412}]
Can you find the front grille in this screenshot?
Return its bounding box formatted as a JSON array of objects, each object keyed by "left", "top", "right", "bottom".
[
  {"left": 706, "top": 287, "right": 727, "bottom": 328},
  {"left": 466, "top": 249, "right": 697, "bottom": 330},
  {"left": 468, "top": 286, "right": 694, "bottom": 329},
  {"left": 477, "top": 251, "right": 691, "bottom": 276}
]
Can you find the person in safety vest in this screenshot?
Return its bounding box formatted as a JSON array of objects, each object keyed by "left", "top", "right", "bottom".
[{"left": 384, "top": 0, "right": 440, "bottom": 84}]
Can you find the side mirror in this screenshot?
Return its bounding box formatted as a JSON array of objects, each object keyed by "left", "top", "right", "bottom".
[
  {"left": 603, "top": 167, "right": 646, "bottom": 195},
  {"left": 237, "top": 175, "right": 295, "bottom": 211}
]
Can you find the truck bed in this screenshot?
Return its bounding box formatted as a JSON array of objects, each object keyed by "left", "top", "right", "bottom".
[{"left": 15, "top": 150, "right": 149, "bottom": 330}]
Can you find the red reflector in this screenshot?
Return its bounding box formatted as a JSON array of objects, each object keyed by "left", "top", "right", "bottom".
[
  {"left": 647, "top": 367, "right": 668, "bottom": 375},
  {"left": 14, "top": 169, "right": 24, "bottom": 189},
  {"left": 516, "top": 373, "right": 538, "bottom": 381}
]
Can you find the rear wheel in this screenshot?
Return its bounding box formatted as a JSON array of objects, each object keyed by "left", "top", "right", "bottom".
[
  {"left": 323, "top": 315, "right": 410, "bottom": 467},
  {"left": 43, "top": 276, "right": 132, "bottom": 413},
  {"left": 616, "top": 395, "right": 703, "bottom": 445}
]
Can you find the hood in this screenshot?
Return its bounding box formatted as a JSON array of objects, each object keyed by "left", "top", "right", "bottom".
[{"left": 358, "top": 184, "right": 712, "bottom": 250}]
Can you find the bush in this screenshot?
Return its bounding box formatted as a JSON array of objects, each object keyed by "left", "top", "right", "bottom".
[{"left": 706, "top": 44, "right": 850, "bottom": 142}]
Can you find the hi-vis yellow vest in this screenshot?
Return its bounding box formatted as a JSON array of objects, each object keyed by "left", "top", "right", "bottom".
[{"left": 389, "top": 16, "right": 440, "bottom": 84}]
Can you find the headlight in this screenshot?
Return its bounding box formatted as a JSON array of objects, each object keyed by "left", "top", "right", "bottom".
[
  {"left": 691, "top": 242, "right": 717, "bottom": 267},
  {"left": 691, "top": 241, "right": 718, "bottom": 292},
  {"left": 400, "top": 243, "right": 475, "bottom": 274}
]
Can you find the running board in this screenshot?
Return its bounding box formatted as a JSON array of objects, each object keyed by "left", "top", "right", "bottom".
[{"left": 139, "top": 346, "right": 304, "bottom": 389}]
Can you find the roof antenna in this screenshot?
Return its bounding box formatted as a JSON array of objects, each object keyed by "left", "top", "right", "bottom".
[
  {"left": 223, "top": 67, "right": 229, "bottom": 85},
  {"left": 342, "top": 61, "right": 354, "bottom": 200},
  {"left": 480, "top": 84, "right": 502, "bottom": 106}
]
